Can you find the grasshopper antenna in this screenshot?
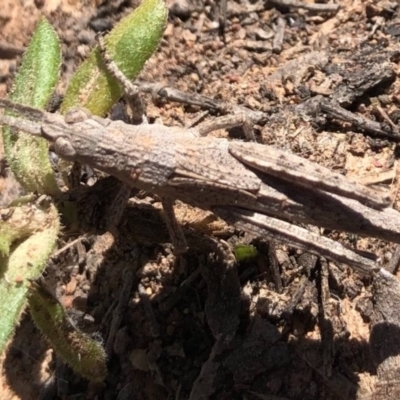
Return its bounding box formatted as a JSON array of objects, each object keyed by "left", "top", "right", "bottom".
[
  {"left": 0, "top": 98, "right": 46, "bottom": 121},
  {"left": 0, "top": 98, "right": 65, "bottom": 136},
  {"left": 0, "top": 113, "right": 42, "bottom": 136}
]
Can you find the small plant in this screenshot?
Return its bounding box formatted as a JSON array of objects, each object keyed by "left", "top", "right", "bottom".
[{"left": 0, "top": 0, "right": 167, "bottom": 381}]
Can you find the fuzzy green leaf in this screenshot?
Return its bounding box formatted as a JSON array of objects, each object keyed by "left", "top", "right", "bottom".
[
  {"left": 61, "top": 0, "right": 167, "bottom": 115},
  {"left": 0, "top": 202, "right": 59, "bottom": 354},
  {"left": 2, "top": 17, "right": 61, "bottom": 196},
  {"left": 29, "top": 281, "right": 107, "bottom": 382}
]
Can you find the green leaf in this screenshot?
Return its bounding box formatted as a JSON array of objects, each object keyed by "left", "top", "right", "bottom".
[
  {"left": 61, "top": 0, "right": 168, "bottom": 116},
  {"left": 234, "top": 244, "right": 258, "bottom": 262},
  {"left": 2, "top": 17, "right": 61, "bottom": 196},
  {"left": 29, "top": 281, "right": 107, "bottom": 382},
  {"left": 0, "top": 17, "right": 62, "bottom": 356},
  {"left": 0, "top": 201, "right": 59, "bottom": 354}
]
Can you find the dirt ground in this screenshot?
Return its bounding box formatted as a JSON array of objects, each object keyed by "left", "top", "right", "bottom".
[{"left": 1, "top": 0, "right": 400, "bottom": 399}]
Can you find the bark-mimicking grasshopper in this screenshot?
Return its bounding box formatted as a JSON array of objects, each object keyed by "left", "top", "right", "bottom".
[{"left": 1, "top": 98, "right": 398, "bottom": 273}]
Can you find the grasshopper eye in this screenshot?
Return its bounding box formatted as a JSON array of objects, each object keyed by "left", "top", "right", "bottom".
[
  {"left": 65, "top": 108, "right": 91, "bottom": 124},
  {"left": 54, "top": 137, "right": 76, "bottom": 159}
]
